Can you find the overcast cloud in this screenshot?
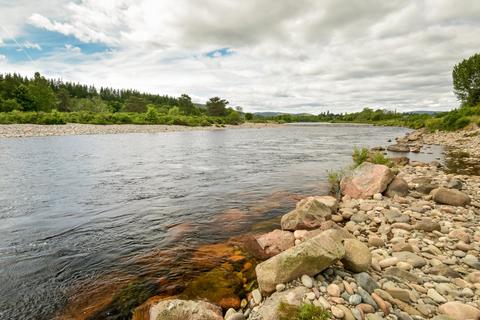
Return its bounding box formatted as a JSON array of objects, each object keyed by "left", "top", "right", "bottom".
[{"left": 1, "top": 0, "right": 479, "bottom": 113}]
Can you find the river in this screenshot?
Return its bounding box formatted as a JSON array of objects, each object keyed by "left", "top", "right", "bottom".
[{"left": 0, "top": 124, "right": 421, "bottom": 319}]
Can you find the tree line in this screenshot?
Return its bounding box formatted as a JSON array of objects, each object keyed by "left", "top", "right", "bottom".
[{"left": 0, "top": 72, "right": 244, "bottom": 125}]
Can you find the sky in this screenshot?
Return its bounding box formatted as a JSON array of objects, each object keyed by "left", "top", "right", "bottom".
[{"left": 0, "top": 1, "right": 479, "bottom": 113}]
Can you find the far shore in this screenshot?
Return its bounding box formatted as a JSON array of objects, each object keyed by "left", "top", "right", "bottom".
[{"left": 0, "top": 122, "right": 286, "bottom": 138}]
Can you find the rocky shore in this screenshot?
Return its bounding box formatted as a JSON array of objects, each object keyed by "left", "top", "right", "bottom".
[
  {"left": 0, "top": 122, "right": 284, "bottom": 138},
  {"left": 134, "top": 128, "right": 480, "bottom": 320}
]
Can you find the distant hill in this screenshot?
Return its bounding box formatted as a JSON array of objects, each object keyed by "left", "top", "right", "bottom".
[
  {"left": 253, "top": 112, "right": 286, "bottom": 117},
  {"left": 253, "top": 112, "right": 314, "bottom": 117},
  {"left": 404, "top": 110, "right": 440, "bottom": 115}
]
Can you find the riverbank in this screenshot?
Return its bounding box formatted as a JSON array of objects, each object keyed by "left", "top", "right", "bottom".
[
  {"left": 0, "top": 122, "right": 285, "bottom": 138},
  {"left": 136, "top": 128, "right": 480, "bottom": 320}
]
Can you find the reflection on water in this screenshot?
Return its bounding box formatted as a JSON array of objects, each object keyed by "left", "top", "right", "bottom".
[{"left": 0, "top": 124, "right": 415, "bottom": 319}]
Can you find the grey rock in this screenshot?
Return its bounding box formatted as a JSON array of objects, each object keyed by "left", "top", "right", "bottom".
[
  {"left": 349, "top": 294, "right": 362, "bottom": 305},
  {"left": 255, "top": 232, "right": 345, "bottom": 293},
  {"left": 353, "top": 272, "right": 379, "bottom": 294},
  {"left": 357, "top": 287, "right": 378, "bottom": 309}
]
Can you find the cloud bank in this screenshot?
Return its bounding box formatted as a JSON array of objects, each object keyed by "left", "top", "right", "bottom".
[{"left": 1, "top": 0, "right": 480, "bottom": 113}]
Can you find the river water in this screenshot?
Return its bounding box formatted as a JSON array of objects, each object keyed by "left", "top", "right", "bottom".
[{"left": 0, "top": 124, "right": 419, "bottom": 319}]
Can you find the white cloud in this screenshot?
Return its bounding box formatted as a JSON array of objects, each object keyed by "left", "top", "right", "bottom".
[
  {"left": 64, "top": 44, "right": 81, "bottom": 53},
  {"left": 1, "top": 0, "right": 479, "bottom": 113},
  {"left": 23, "top": 41, "right": 41, "bottom": 50}
]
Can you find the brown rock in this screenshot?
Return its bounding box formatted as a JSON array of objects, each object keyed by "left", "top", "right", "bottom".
[
  {"left": 281, "top": 196, "right": 337, "bottom": 230},
  {"left": 371, "top": 292, "right": 390, "bottom": 316},
  {"left": 385, "top": 176, "right": 409, "bottom": 197},
  {"left": 340, "top": 162, "right": 395, "bottom": 199},
  {"left": 438, "top": 301, "right": 480, "bottom": 320},
  {"left": 390, "top": 156, "right": 410, "bottom": 166},
  {"left": 431, "top": 187, "right": 471, "bottom": 207},
  {"left": 255, "top": 229, "right": 295, "bottom": 257},
  {"left": 341, "top": 238, "right": 372, "bottom": 273},
  {"left": 415, "top": 217, "right": 441, "bottom": 232}
]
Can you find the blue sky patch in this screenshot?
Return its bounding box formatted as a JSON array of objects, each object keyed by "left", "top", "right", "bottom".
[
  {"left": 0, "top": 26, "right": 110, "bottom": 63},
  {"left": 205, "top": 47, "right": 234, "bottom": 58}
]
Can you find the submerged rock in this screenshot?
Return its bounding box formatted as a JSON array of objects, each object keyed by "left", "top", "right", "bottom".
[
  {"left": 387, "top": 144, "right": 410, "bottom": 152},
  {"left": 181, "top": 263, "right": 244, "bottom": 309},
  {"left": 255, "top": 232, "right": 345, "bottom": 293},
  {"left": 281, "top": 196, "right": 337, "bottom": 230},
  {"left": 340, "top": 162, "right": 395, "bottom": 199}
]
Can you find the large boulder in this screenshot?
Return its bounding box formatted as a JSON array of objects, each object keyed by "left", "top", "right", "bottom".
[
  {"left": 385, "top": 176, "right": 409, "bottom": 197},
  {"left": 340, "top": 162, "right": 395, "bottom": 199},
  {"left": 431, "top": 187, "right": 471, "bottom": 207},
  {"left": 255, "top": 229, "right": 295, "bottom": 257},
  {"left": 341, "top": 238, "right": 372, "bottom": 273},
  {"left": 438, "top": 301, "right": 480, "bottom": 320},
  {"left": 281, "top": 196, "right": 337, "bottom": 230},
  {"left": 149, "top": 299, "right": 223, "bottom": 320},
  {"left": 255, "top": 232, "right": 345, "bottom": 293}
]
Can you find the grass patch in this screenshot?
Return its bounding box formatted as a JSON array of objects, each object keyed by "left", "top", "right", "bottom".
[
  {"left": 352, "top": 147, "right": 393, "bottom": 168},
  {"left": 327, "top": 169, "right": 347, "bottom": 198},
  {"left": 279, "top": 302, "right": 332, "bottom": 320}
]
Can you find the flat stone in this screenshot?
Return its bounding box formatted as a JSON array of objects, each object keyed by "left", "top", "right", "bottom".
[
  {"left": 392, "top": 251, "right": 426, "bottom": 268},
  {"left": 427, "top": 288, "right": 446, "bottom": 303},
  {"left": 331, "top": 305, "right": 345, "bottom": 318},
  {"left": 335, "top": 305, "right": 355, "bottom": 320},
  {"left": 383, "top": 267, "right": 421, "bottom": 284},
  {"left": 252, "top": 289, "right": 262, "bottom": 305},
  {"left": 301, "top": 274, "right": 313, "bottom": 288},
  {"left": 385, "top": 287, "right": 411, "bottom": 302},
  {"left": 357, "top": 287, "right": 378, "bottom": 309},
  {"left": 327, "top": 283, "right": 341, "bottom": 297}
]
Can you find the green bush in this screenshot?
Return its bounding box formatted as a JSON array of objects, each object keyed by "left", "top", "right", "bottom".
[
  {"left": 369, "top": 151, "right": 393, "bottom": 167},
  {"left": 453, "top": 117, "right": 471, "bottom": 130},
  {"left": 352, "top": 147, "right": 369, "bottom": 167}
]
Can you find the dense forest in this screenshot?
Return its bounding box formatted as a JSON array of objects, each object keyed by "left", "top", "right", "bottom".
[
  {"left": 0, "top": 72, "right": 243, "bottom": 126},
  {"left": 0, "top": 52, "right": 479, "bottom": 129}
]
